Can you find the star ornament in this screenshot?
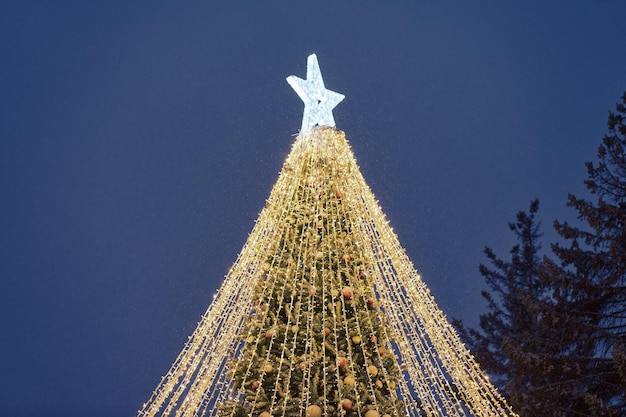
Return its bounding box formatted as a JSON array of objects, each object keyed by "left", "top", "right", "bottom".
[{"left": 287, "top": 54, "right": 345, "bottom": 133}]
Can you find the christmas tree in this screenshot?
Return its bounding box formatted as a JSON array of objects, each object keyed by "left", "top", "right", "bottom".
[{"left": 138, "top": 55, "right": 517, "bottom": 417}]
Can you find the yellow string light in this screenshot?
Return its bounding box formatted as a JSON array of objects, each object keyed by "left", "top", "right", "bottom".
[{"left": 137, "top": 127, "right": 518, "bottom": 417}]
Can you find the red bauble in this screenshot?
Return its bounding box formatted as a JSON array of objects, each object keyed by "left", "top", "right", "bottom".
[
  {"left": 265, "top": 331, "right": 273, "bottom": 339},
  {"left": 337, "top": 357, "right": 347, "bottom": 368},
  {"left": 342, "top": 399, "right": 353, "bottom": 411},
  {"left": 324, "top": 327, "right": 331, "bottom": 336},
  {"left": 378, "top": 347, "right": 387, "bottom": 356},
  {"left": 358, "top": 271, "right": 365, "bottom": 279},
  {"left": 251, "top": 381, "right": 259, "bottom": 390},
  {"left": 367, "top": 298, "right": 375, "bottom": 306},
  {"left": 342, "top": 286, "right": 353, "bottom": 299},
  {"left": 335, "top": 191, "right": 342, "bottom": 199}
]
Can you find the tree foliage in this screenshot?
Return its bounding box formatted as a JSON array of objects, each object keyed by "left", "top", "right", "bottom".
[
  {"left": 454, "top": 200, "right": 555, "bottom": 417},
  {"left": 548, "top": 91, "right": 626, "bottom": 416},
  {"left": 219, "top": 133, "right": 405, "bottom": 417},
  {"left": 457, "top": 92, "right": 626, "bottom": 417}
]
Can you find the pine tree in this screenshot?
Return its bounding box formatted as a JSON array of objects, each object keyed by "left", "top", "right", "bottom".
[
  {"left": 457, "top": 92, "right": 626, "bottom": 417},
  {"left": 547, "top": 91, "right": 626, "bottom": 416},
  {"left": 454, "top": 200, "right": 555, "bottom": 417}
]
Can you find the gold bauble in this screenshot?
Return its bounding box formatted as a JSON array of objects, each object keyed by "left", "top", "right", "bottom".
[
  {"left": 367, "top": 365, "right": 378, "bottom": 376},
  {"left": 306, "top": 405, "right": 322, "bottom": 417},
  {"left": 343, "top": 376, "right": 356, "bottom": 386},
  {"left": 365, "top": 411, "right": 379, "bottom": 417}
]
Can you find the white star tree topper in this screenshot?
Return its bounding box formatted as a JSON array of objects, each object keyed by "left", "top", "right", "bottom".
[{"left": 287, "top": 54, "right": 345, "bottom": 133}]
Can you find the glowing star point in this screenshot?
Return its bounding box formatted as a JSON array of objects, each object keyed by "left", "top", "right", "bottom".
[{"left": 286, "top": 54, "right": 345, "bottom": 133}]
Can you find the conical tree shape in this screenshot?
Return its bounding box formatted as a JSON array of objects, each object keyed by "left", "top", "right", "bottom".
[{"left": 138, "top": 127, "right": 517, "bottom": 417}]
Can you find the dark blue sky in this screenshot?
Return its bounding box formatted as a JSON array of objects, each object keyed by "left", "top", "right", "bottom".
[{"left": 2, "top": 2, "right": 626, "bottom": 416}]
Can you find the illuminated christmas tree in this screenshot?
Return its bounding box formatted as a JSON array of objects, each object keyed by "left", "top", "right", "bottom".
[{"left": 138, "top": 55, "right": 517, "bottom": 417}]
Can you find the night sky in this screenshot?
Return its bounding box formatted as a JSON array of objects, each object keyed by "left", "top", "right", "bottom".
[{"left": 2, "top": 2, "right": 626, "bottom": 416}]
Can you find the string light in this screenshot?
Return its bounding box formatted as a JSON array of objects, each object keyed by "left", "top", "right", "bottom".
[{"left": 137, "top": 127, "right": 517, "bottom": 417}]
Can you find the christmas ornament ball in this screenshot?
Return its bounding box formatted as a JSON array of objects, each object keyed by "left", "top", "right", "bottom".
[
  {"left": 306, "top": 405, "right": 322, "bottom": 417},
  {"left": 260, "top": 412, "right": 271, "bottom": 417},
  {"left": 264, "top": 364, "right": 274, "bottom": 373},
  {"left": 367, "top": 365, "right": 379, "bottom": 376},
  {"left": 365, "top": 411, "right": 379, "bottom": 417},
  {"left": 342, "top": 286, "right": 353, "bottom": 299},
  {"left": 351, "top": 335, "right": 361, "bottom": 344},
  {"left": 342, "top": 399, "right": 353, "bottom": 411},
  {"left": 324, "top": 327, "right": 331, "bottom": 336},
  {"left": 343, "top": 375, "right": 356, "bottom": 386}
]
